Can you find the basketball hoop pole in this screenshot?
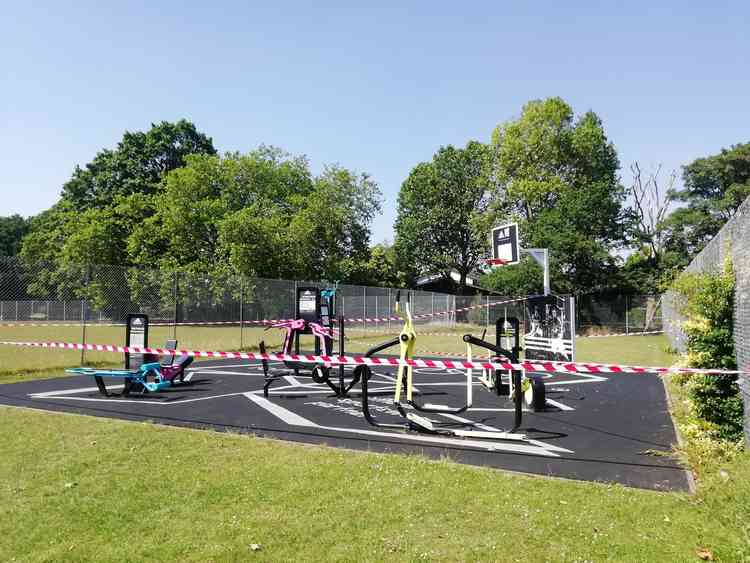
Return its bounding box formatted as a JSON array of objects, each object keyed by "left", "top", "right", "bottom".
[{"left": 521, "top": 248, "right": 550, "bottom": 296}]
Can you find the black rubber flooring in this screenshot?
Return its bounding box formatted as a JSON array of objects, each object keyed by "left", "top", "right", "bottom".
[{"left": 0, "top": 358, "right": 690, "bottom": 491}]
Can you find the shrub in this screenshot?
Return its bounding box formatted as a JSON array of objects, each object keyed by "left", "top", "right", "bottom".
[{"left": 672, "top": 257, "right": 743, "bottom": 441}]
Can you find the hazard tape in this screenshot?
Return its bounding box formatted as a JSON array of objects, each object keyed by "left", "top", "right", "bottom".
[
  {"left": 0, "top": 340, "right": 743, "bottom": 375},
  {"left": 580, "top": 330, "right": 664, "bottom": 338},
  {"left": 0, "top": 296, "right": 527, "bottom": 329}
]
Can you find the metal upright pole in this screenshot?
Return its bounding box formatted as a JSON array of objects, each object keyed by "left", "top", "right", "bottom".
[
  {"left": 363, "top": 287, "right": 367, "bottom": 332},
  {"left": 81, "top": 266, "right": 90, "bottom": 365},
  {"left": 388, "top": 289, "right": 391, "bottom": 332},
  {"left": 173, "top": 272, "right": 178, "bottom": 340},
  {"left": 239, "top": 279, "right": 244, "bottom": 349},
  {"left": 625, "top": 294, "right": 629, "bottom": 335},
  {"left": 81, "top": 298, "right": 86, "bottom": 365}
]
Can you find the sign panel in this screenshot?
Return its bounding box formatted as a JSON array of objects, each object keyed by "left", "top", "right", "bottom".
[
  {"left": 125, "top": 314, "right": 149, "bottom": 369},
  {"left": 491, "top": 223, "right": 520, "bottom": 265},
  {"left": 296, "top": 287, "right": 321, "bottom": 324},
  {"left": 524, "top": 295, "right": 575, "bottom": 362}
]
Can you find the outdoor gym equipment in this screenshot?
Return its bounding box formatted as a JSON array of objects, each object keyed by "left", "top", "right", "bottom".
[
  {"left": 66, "top": 337, "right": 194, "bottom": 397},
  {"left": 261, "top": 285, "right": 360, "bottom": 397},
  {"left": 356, "top": 291, "right": 531, "bottom": 441}
]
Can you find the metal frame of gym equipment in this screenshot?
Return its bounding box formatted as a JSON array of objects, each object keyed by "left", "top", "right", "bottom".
[
  {"left": 356, "top": 292, "right": 533, "bottom": 441},
  {"left": 260, "top": 286, "right": 361, "bottom": 398},
  {"left": 66, "top": 314, "right": 194, "bottom": 397}
]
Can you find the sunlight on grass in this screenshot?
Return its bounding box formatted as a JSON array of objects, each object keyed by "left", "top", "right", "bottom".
[{"left": 1, "top": 407, "right": 748, "bottom": 561}]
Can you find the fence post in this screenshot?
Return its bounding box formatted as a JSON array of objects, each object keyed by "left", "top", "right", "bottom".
[
  {"left": 625, "top": 294, "right": 629, "bottom": 335},
  {"left": 15, "top": 300, "right": 18, "bottom": 321},
  {"left": 173, "top": 272, "right": 179, "bottom": 340},
  {"left": 387, "top": 289, "right": 391, "bottom": 332},
  {"left": 81, "top": 298, "right": 86, "bottom": 364},
  {"left": 81, "top": 265, "right": 90, "bottom": 365},
  {"left": 239, "top": 278, "right": 244, "bottom": 350},
  {"left": 374, "top": 295, "right": 378, "bottom": 332},
  {"left": 363, "top": 287, "right": 367, "bottom": 332}
]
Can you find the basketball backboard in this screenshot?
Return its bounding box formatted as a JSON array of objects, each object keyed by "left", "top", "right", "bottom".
[{"left": 490, "top": 223, "right": 520, "bottom": 266}]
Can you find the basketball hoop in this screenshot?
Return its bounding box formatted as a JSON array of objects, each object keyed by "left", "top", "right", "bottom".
[{"left": 484, "top": 258, "right": 509, "bottom": 267}]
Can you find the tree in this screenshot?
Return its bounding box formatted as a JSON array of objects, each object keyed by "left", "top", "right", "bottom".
[
  {"left": 394, "top": 141, "right": 492, "bottom": 294},
  {"left": 133, "top": 149, "right": 382, "bottom": 283},
  {"left": 661, "top": 142, "right": 750, "bottom": 260},
  {"left": 627, "top": 162, "right": 674, "bottom": 262},
  {"left": 0, "top": 215, "right": 29, "bottom": 257},
  {"left": 487, "top": 97, "right": 627, "bottom": 294},
  {"left": 618, "top": 162, "right": 679, "bottom": 293},
  {"left": 61, "top": 120, "right": 216, "bottom": 209},
  {"left": 350, "top": 242, "right": 409, "bottom": 287}
]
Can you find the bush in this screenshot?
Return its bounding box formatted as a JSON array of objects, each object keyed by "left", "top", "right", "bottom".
[{"left": 672, "top": 257, "right": 743, "bottom": 441}]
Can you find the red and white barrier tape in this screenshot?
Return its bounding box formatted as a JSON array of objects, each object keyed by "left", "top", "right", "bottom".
[
  {"left": 0, "top": 340, "right": 743, "bottom": 376},
  {"left": 580, "top": 330, "right": 664, "bottom": 338},
  {"left": 0, "top": 296, "right": 527, "bottom": 329}
]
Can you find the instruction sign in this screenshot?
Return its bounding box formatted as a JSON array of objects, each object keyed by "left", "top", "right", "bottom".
[
  {"left": 296, "top": 287, "right": 321, "bottom": 324},
  {"left": 125, "top": 314, "right": 149, "bottom": 369}
]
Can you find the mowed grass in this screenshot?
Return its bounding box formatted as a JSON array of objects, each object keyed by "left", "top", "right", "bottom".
[
  {"left": 1, "top": 329, "right": 747, "bottom": 560},
  {"left": 0, "top": 324, "right": 283, "bottom": 384},
  {"left": 1, "top": 406, "right": 749, "bottom": 562},
  {"left": 0, "top": 322, "right": 676, "bottom": 384}
]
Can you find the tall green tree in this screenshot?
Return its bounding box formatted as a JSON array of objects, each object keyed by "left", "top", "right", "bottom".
[
  {"left": 661, "top": 142, "right": 750, "bottom": 260},
  {"left": 131, "top": 149, "right": 382, "bottom": 282},
  {"left": 61, "top": 120, "right": 216, "bottom": 209},
  {"left": 21, "top": 120, "right": 216, "bottom": 268},
  {"left": 394, "top": 141, "right": 491, "bottom": 294},
  {"left": 0, "top": 215, "right": 29, "bottom": 257},
  {"left": 486, "top": 97, "right": 626, "bottom": 294}
]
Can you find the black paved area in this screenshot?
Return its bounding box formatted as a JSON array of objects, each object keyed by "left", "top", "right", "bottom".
[{"left": 0, "top": 359, "right": 691, "bottom": 491}]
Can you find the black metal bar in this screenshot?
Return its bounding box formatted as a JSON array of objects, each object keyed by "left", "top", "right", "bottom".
[
  {"left": 94, "top": 375, "right": 109, "bottom": 396},
  {"left": 365, "top": 337, "right": 401, "bottom": 357},
  {"left": 338, "top": 315, "right": 345, "bottom": 396},
  {"left": 513, "top": 369, "right": 523, "bottom": 430},
  {"left": 260, "top": 341, "right": 274, "bottom": 398},
  {"left": 359, "top": 337, "right": 408, "bottom": 430},
  {"left": 462, "top": 334, "right": 515, "bottom": 360}
]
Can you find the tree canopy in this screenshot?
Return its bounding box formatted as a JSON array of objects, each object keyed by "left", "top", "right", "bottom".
[
  {"left": 661, "top": 142, "right": 750, "bottom": 260},
  {"left": 132, "top": 149, "right": 381, "bottom": 281},
  {"left": 394, "top": 141, "right": 492, "bottom": 293},
  {"left": 484, "top": 97, "right": 627, "bottom": 294},
  {"left": 0, "top": 215, "right": 29, "bottom": 257}
]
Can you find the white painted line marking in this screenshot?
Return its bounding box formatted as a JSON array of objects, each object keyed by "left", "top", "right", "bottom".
[
  {"left": 544, "top": 398, "right": 575, "bottom": 411},
  {"left": 187, "top": 370, "right": 266, "bottom": 377},
  {"left": 30, "top": 386, "right": 102, "bottom": 398},
  {"left": 283, "top": 375, "right": 304, "bottom": 387},
  {"left": 195, "top": 362, "right": 284, "bottom": 370},
  {"left": 245, "top": 393, "right": 567, "bottom": 457},
  {"left": 316, "top": 423, "right": 564, "bottom": 457},
  {"left": 244, "top": 393, "right": 318, "bottom": 427}
]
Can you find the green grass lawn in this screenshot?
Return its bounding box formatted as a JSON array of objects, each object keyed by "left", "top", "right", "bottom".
[
  {"left": 0, "top": 405, "right": 748, "bottom": 562},
  {"left": 0, "top": 324, "right": 676, "bottom": 384},
  {"left": 1, "top": 328, "right": 747, "bottom": 560},
  {"left": 0, "top": 324, "right": 284, "bottom": 384}
]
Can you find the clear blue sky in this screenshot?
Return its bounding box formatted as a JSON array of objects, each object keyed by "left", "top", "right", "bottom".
[{"left": 2, "top": 1, "right": 749, "bottom": 243}]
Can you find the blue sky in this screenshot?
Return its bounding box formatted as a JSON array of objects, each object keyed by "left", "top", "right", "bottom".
[{"left": 2, "top": 1, "right": 748, "bottom": 243}]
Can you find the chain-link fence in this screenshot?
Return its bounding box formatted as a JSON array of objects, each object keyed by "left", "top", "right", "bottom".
[
  {"left": 1, "top": 256, "right": 666, "bottom": 376},
  {"left": 662, "top": 195, "right": 750, "bottom": 445}
]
